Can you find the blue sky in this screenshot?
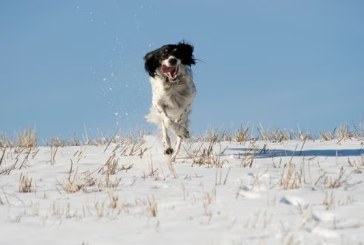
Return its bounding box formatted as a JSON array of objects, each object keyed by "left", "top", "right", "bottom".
[{"left": 1, "top": 0, "right": 363, "bottom": 140}]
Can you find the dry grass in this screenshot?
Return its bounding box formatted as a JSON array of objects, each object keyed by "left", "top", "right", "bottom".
[
  {"left": 2, "top": 123, "right": 363, "bottom": 152},
  {"left": 62, "top": 160, "right": 83, "bottom": 193},
  {"left": 99, "top": 154, "right": 120, "bottom": 175},
  {"left": 322, "top": 191, "right": 354, "bottom": 211},
  {"left": 48, "top": 137, "right": 68, "bottom": 147},
  {"left": 192, "top": 123, "right": 364, "bottom": 143},
  {"left": 19, "top": 173, "right": 33, "bottom": 193},
  {"left": 142, "top": 161, "right": 162, "bottom": 180},
  {"left": 322, "top": 191, "right": 336, "bottom": 210},
  {"left": 215, "top": 167, "right": 231, "bottom": 185},
  {"left": 63, "top": 178, "right": 82, "bottom": 193},
  {"left": 280, "top": 162, "right": 303, "bottom": 189},
  {"left": 279, "top": 157, "right": 311, "bottom": 190},
  {"left": 108, "top": 191, "right": 119, "bottom": 209},
  {"left": 316, "top": 167, "right": 348, "bottom": 189},
  {"left": 294, "top": 131, "right": 314, "bottom": 141},
  {"left": 319, "top": 131, "right": 335, "bottom": 141},
  {"left": 194, "top": 129, "right": 232, "bottom": 142},
  {"left": 335, "top": 124, "right": 356, "bottom": 141},
  {"left": 13, "top": 147, "right": 39, "bottom": 170},
  {"left": 240, "top": 148, "right": 257, "bottom": 168},
  {"left": 51, "top": 202, "right": 77, "bottom": 219},
  {"left": 147, "top": 195, "right": 158, "bottom": 217},
  {"left": 0, "top": 133, "right": 13, "bottom": 148},
  {"left": 355, "top": 122, "right": 364, "bottom": 138},
  {"left": 244, "top": 210, "right": 273, "bottom": 230},
  {"left": 195, "top": 126, "right": 299, "bottom": 143},
  {"left": 50, "top": 144, "right": 58, "bottom": 166},
  {"left": 278, "top": 157, "right": 350, "bottom": 190},
  {"left": 41, "top": 130, "right": 148, "bottom": 148},
  {"left": 102, "top": 173, "right": 122, "bottom": 189},
  {"left": 62, "top": 169, "right": 99, "bottom": 193},
  {"left": 320, "top": 124, "right": 362, "bottom": 142},
  {"left": 258, "top": 124, "right": 292, "bottom": 142},
  {"left": 191, "top": 138, "right": 226, "bottom": 167},
  {"left": 202, "top": 188, "right": 216, "bottom": 223},
  {"left": 16, "top": 129, "right": 37, "bottom": 148},
  {"left": 105, "top": 137, "right": 148, "bottom": 159},
  {"left": 234, "top": 124, "right": 251, "bottom": 142},
  {"left": 0, "top": 148, "right": 6, "bottom": 167},
  {"left": 1, "top": 124, "right": 362, "bottom": 237},
  {"left": 127, "top": 140, "right": 148, "bottom": 158},
  {"left": 347, "top": 155, "right": 364, "bottom": 173},
  {"left": 44, "top": 135, "right": 81, "bottom": 146},
  {"left": 94, "top": 201, "right": 105, "bottom": 218}
]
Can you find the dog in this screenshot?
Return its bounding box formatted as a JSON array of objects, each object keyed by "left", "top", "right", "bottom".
[{"left": 144, "top": 41, "right": 196, "bottom": 161}]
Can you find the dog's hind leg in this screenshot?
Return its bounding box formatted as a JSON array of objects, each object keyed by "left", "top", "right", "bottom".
[{"left": 168, "top": 121, "right": 189, "bottom": 139}]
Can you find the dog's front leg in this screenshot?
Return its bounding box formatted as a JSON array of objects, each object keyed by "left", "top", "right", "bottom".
[
  {"left": 161, "top": 120, "right": 173, "bottom": 155},
  {"left": 156, "top": 104, "right": 174, "bottom": 155},
  {"left": 170, "top": 136, "right": 182, "bottom": 161},
  {"left": 156, "top": 104, "right": 189, "bottom": 157},
  {"left": 157, "top": 105, "right": 189, "bottom": 139}
]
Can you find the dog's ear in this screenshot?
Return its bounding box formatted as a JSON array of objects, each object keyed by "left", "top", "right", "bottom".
[
  {"left": 178, "top": 42, "right": 196, "bottom": 66},
  {"left": 144, "top": 51, "right": 159, "bottom": 77}
]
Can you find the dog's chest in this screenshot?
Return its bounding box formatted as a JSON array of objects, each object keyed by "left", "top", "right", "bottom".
[
  {"left": 167, "top": 86, "right": 192, "bottom": 109},
  {"left": 153, "top": 78, "right": 195, "bottom": 109},
  {"left": 166, "top": 83, "right": 196, "bottom": 110}
]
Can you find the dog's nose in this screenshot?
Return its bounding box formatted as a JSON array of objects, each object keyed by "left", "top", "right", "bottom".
[{"left": 168, "top": 57, "right": 177, "bottom": 66}]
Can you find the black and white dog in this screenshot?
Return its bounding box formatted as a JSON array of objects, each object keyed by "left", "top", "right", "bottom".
[{"left": 144, "top": 42, "right": 196, "bottom": 161}]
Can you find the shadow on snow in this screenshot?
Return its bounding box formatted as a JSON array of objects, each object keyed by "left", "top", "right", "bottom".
[{"left": 226, "top": 147, "right": 364, "bottom": 158}]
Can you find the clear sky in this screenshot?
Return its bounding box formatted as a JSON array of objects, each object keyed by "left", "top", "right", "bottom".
[{"left": 1, "top": 0, "right": 363, "bottom": 140}]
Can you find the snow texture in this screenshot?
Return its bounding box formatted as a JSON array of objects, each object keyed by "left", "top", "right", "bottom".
[{"left": 1, "top": 136, "right": 364, "bottom": 244}]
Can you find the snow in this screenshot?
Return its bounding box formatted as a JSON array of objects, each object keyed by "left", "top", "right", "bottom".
[{"left": 1, "top": 136, "right": 364, "bottom": 244}]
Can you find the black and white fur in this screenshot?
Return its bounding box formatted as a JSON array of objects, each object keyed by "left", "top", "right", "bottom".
[{"left": 144, "top": 42, "right": 196, "bottom": 161}]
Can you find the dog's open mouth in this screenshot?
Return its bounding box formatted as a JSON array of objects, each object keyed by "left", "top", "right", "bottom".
[{"left": 161, "top": 65, "right": 179, "bottom": 80}]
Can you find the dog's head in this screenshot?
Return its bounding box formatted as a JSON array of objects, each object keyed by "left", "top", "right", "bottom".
[{"left": 144, "top": 42, "right": 195, "bottom": 80}]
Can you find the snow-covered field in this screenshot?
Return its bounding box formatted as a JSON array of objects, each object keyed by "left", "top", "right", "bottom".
[{"left": 1, "top": 135, "right": 364, "bottom": 244}]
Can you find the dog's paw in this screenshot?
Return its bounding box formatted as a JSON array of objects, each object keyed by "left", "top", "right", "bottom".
[{"left": 164, "top": 148, "right": 174, "bottom": 155}]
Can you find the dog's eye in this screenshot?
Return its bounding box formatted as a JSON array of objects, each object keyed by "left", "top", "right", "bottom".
[{"left": 163, "top": 49, "right": 168, "bottom": 53}]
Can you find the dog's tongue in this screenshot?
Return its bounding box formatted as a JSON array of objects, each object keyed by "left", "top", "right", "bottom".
[{"left": 161, "top": 65, "right": 178, "bottom": 80}]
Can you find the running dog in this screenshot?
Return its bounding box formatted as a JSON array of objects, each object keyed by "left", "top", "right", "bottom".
[{"left": 144, "top": 42, "right": 196, "bottom": 161}]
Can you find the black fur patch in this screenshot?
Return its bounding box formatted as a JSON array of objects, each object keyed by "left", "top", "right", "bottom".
[{"left": 144, "top": 41, "right": 195, "bottom": 78}]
